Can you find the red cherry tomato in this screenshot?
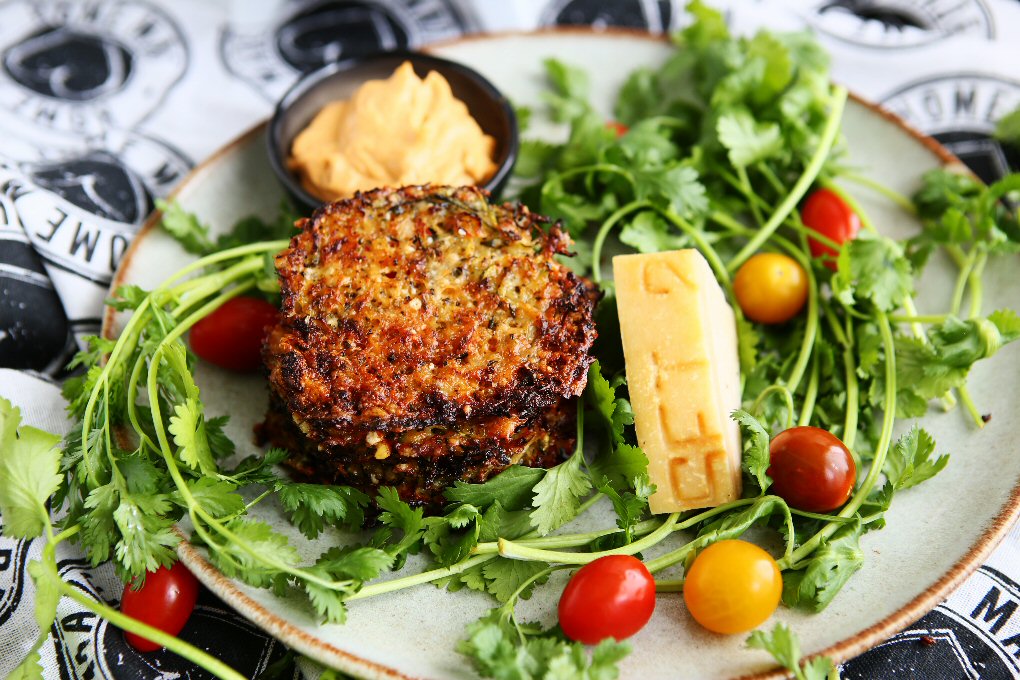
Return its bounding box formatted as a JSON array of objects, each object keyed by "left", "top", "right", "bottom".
[
  {"left": 768, "top": 426, "right": 857, "bottom": 512},
  {"left": 683, "top": 540, "right": 782, "bottom": 634},
  {"left": 189, "top": 296, "right": 278, "bottom": 372},
  {"left": 558, "top": 554, "right": 656, "bottom": 644},
  {"left": 606, "top": 120, "right": 629, "bottom": 137},
  {"left": 121, "top": 561, "right": 200, "bottom": 652},
  {"left": 801, "top": 188, "right": 860, "bottom": 269}
]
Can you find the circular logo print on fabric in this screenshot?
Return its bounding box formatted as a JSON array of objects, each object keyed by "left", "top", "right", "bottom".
[
  {"left": 842, "top": 565, "right": 1020, "bottom": 679},
  {"left": 882, "top": 74, "right": 1020, "bottom": 182},
  {"left": 0, "top": 0, "right": 187, "bottom": 136},
  {"left": 221, "top": 0, "right": 470, "bottom": 103},
  {"left": 539, "top": 0, "right": 674, "bottom": 32},
  {"left": 808, "top": 0, "right": 994, "bottom": 48}
]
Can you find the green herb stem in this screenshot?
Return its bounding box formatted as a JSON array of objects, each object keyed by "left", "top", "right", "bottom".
[
  {"left": 956, "top": 386, "right": 984, "bottom": 428},
  {"left": 152, "top": 240, "right": 289, "bottom": 292},
  {"left": 657, "top": 208, "right": 732, "bottom": 289},
  {"left": 497, "top": 512, "right": 680, "bottom": 565},
  {"left": 781, "top": 310, "right": 897, "bottom": 569},
  {"left": 950, "top": 249, "right": 977, "bottom": 317},
  {"left": 709, "top": 211, "right": 753, "bottom": 237},
  {"left": 750, "top": 385, "right": 796, "bottom": 431},
  {"left": 473, "top": 517, "right": 662, "bottom": 555},
  {"left": 841, "top": 344, "right": 860, "bottom": 451},
  {"left": 642, "top": 496, "right": 796, "bottom": 574},
  {"left": 888, "top": 314, "right": 949, "bottom": 325},
  {"left": 756, "top": 161, "right": 788, "bottom": 198},
  {"left": 590, "top": 200, "right": 653, "bottom": 283},
  {"left": 797, "top": 348, "right": 820, "bottom": 427},
  {"left": 727, "top": 85, "right": 848, "bottom": 272},
  {"left": 737, "top": 165, "right": 765, "bottom": 227},
  {"left": 782, "top": 235, "right": 820, "bottom": 394},
  {"left": 347, "top": 554, "right": 496, "bottom": 601},
  {"left": 839, "top": 172, "right": 917, "bottom": 215},
  {"left": 967, "top": 248, "right": 987, "bottom": 318}
]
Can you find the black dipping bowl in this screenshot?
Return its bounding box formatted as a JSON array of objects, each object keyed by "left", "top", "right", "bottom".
[{"left": 268, "top": 51, "right": 519, "bottom": 213}]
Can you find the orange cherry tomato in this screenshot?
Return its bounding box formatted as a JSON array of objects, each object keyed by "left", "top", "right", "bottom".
[
  {"left": 733, "top": 253, "right": 808, "bottom": 324},
  {"left": 683, "top": 540, "right": 782, "bottom": 634},
  {"left": 801, "top": 188, "right": 861, "bottom": 270}
]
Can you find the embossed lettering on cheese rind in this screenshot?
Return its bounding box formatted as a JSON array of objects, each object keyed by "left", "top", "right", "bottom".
[{"left": 613, "top": 250, "right": 742, "bottom": 513}]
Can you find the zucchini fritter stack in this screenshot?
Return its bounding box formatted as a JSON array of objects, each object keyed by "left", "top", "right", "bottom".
[{"left": 262, "top": 185, "right": 598, "bottom": 510}]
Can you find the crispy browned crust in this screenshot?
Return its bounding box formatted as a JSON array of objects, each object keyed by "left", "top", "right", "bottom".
[
  {"left": 265, "top": 184, "right": 599, "bottom": 437},
  {"left": 261, "top": 393, "right": 576, "bottom": 510}
]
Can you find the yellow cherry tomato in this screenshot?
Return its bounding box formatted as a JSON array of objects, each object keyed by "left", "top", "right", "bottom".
[
  {"left": 733, "top": 253, "right": 808, "bottom": 324},
  {"left": 683, "top": 539, "right": 782, "bottom": 634}
]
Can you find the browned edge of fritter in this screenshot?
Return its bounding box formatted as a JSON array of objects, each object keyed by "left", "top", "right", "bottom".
[{"left": 99, "top": 28, "right": 1020, "bottom": 680}]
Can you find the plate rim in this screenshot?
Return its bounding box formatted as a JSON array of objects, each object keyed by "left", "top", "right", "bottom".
[{"left": 103, "top": 27, "right": 1020, "bottom": 680}]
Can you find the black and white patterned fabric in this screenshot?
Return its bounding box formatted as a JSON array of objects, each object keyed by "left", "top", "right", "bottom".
[{"left": 1, "top": 1, "right": 1018, "bottom": 678}]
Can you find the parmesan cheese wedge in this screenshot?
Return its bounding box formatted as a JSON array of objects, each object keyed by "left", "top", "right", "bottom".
[{"left": 613, "top": 249, "right": 742, "bottom": 514}]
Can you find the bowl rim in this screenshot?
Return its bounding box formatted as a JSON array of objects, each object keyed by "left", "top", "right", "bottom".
[{"left": 266, "top": 49, "right": 519, "bottom": 211}]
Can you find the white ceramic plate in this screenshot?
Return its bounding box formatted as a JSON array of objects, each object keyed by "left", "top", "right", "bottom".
[{"left": 106, "top": 31, "right": 1020, "bottom": 680}]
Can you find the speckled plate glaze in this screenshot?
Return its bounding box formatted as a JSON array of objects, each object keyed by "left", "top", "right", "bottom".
[{"left": 106, "top": 31, "right": 1020, "bottom": 680}]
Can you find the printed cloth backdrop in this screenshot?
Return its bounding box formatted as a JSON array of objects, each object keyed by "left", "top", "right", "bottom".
[{"left": 1, "top": 0, "right": 1019, "bottom": 678}]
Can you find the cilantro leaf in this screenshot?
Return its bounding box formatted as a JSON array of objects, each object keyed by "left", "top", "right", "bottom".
[
  {"left": 375, "top": 486, "right": 426, "bottom": 558},
  {"left": 80, "top": 483, "right": 118, "bottom": 565},
  {"left": 515, "top": 140, "right": 560, "bottom": 179},
  {"left": 213, "top": 202, "right": 300, "bottom": 251},
  {"left": 277, "top": 483, "right": 369, "bottom": 539},
  {"left": 747, "top": 623, "right": 836, "bottom": 680},
  {"left": 204, "top": 415, "right": 235, "bottom": 460},
  {"left": 732, "top": 409, "right": 772, "bottom": 492},
  {"left": 303, "top": 576, "right": 349, "bottom": 624},
  {"left": 619, "top": 210, "right": 690, "bottom": 254},
  {"left": 445, "top": 466, "right": 547, "bottom": 511},
  {"left": 0, "top": 399, "right": 63, "bottom": 539},
  {"left": 679, "top": 0, "right": 729, "bottom": 47},
  {"left": 481, "top": 558, "right": 550, "bottom": 603},
  {"left": 594, "top": 473, "right": 651, "bottom": 539},
  {"left": 783, "top": 520, "right": 864, "bottom": 611},
  {"left": 585, "top": 361, "right": 634, "bottom": 447},
  {"left": 8, "top": 649, "right": 44, "bottom": 680},
  {"left": 884, "top": 426, "right": 948, "bottom": 491},
  {"left": 207, "top": 518, "right": 299, "bottom": 588},
  {"left": 168, "top": 397, "right": 217, "bottom": 475},
  {"left": 112, "top": 497, "right": 179, "bottom": 577},
  {"left": 543, "top": 58, "right": 591, "bottom": 123},
  {"left": 895, "top": 313, "right": 1020, "bottom": 408},
  {"left": 530, "top": 451, "right": 593, "bottom": 535},
  {"left": 590, "top": 443, "right": 648, "bottom": 492},
  {"left": 184, "top": 478, "right": 245, "bottom": 518},
  {"left": 227, "top": 447, "right": 287, "bottom": 486},
  {"left": 717, "top": 110, "right": 783, "bottom": 168},
  {"left": 833, "top": 237, "right": 913, "bottom": 312},
  {"left": 105, "top": 285, "right": 149, "bottom": 312},
  {"left": 315, "top": 545, "right": 394, "bottom": 581},
  {"left": 478, "top": 502, "right": 534, "bottom": 543},
  {"left": 425, "top": 504, "right": 482, "bottom": 566},
  {"left": 458, "top": 606, "right": 630, "bottom": 680},
  {"left": 633, "top": 164, "right": 709, "bottom": 219},
  {"left": 157, "top": 199, "right": 215, "bottom": 254}
]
